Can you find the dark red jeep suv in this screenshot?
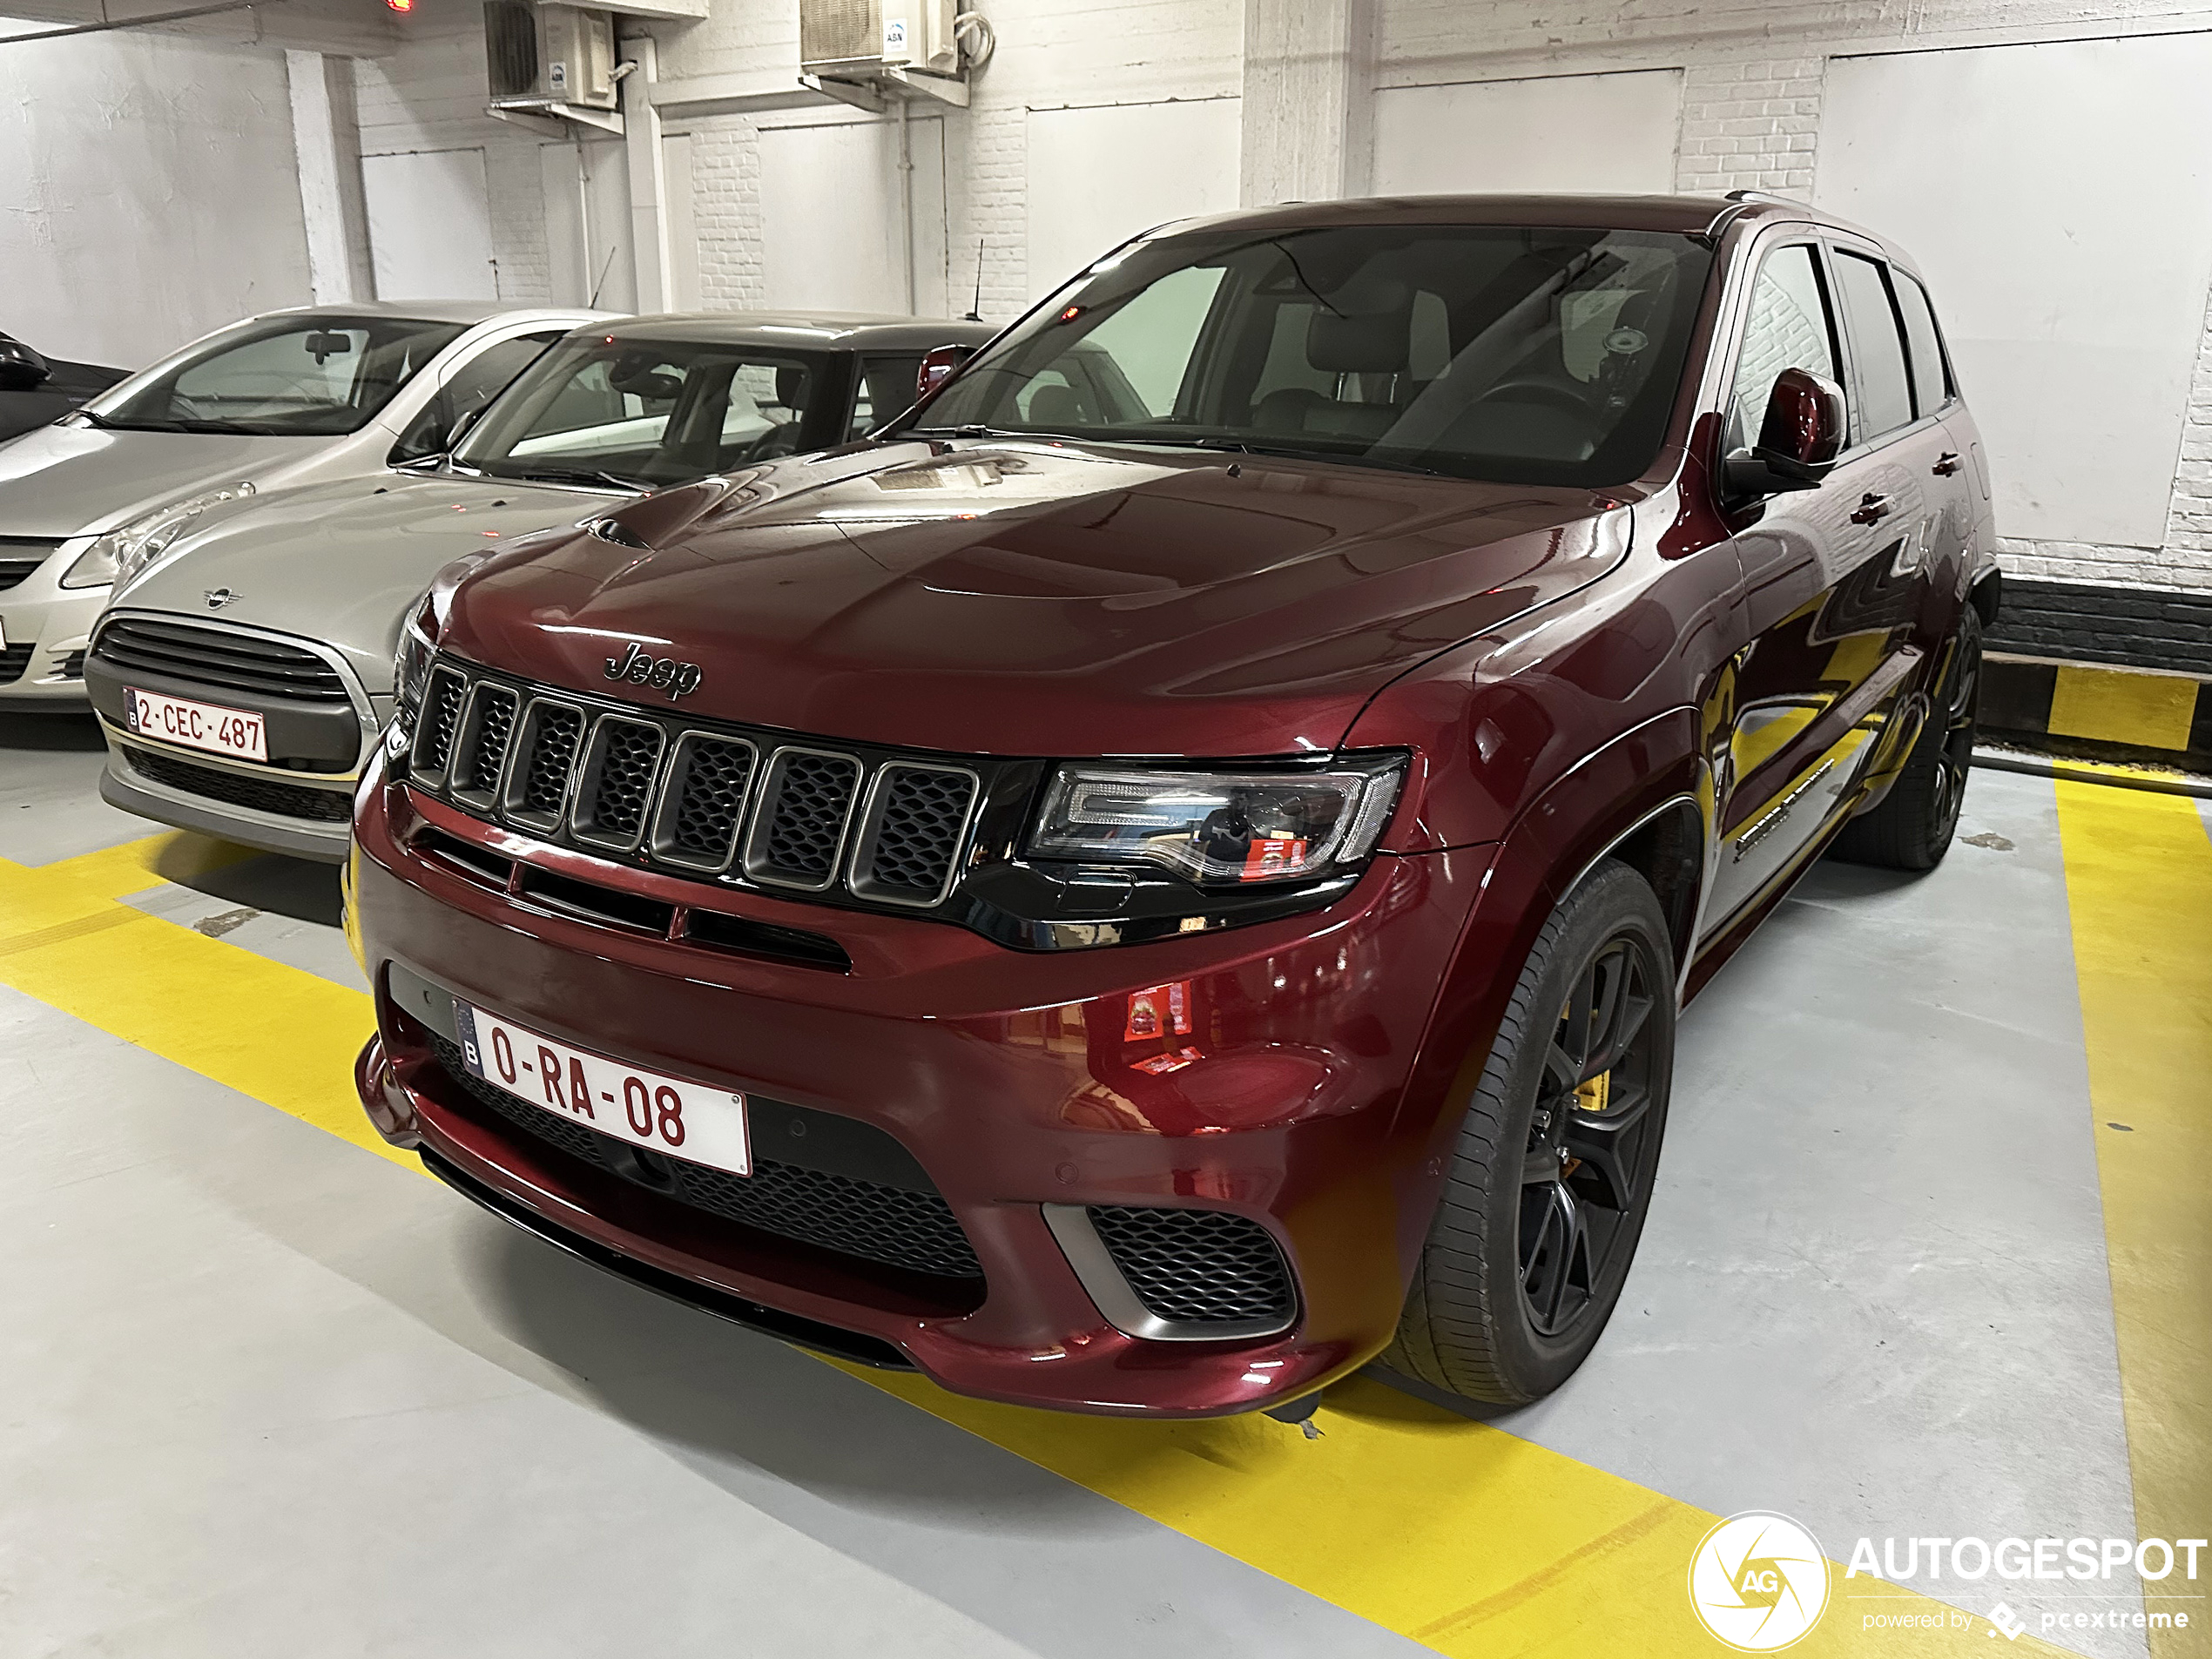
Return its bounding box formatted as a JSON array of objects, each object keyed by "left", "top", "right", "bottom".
[{"left": 349, "top": 193, "right": 1997, "bottom": 1417}]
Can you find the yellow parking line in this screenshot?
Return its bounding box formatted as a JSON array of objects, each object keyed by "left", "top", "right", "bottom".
[
  {"left": 2054, "top": 783, "right": 2212, "bottom": 1659},
  {"left": 0, "top": 834, "right": 2075, "bottom": 1656},
  {"left": 2047, "top": 665, "right": 2200, "bottom": 752}
]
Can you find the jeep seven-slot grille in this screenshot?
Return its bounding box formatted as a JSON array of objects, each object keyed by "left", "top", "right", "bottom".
[
  {"left": 93, "top": 617, "right": 350, "bottom": 703},
  {"left": 1087, "top": 1205, "right": 1297, "bottom": 1326},
  {"left": 428, "top": 1035, "right": 983, "bottom": 1279},
  {"left": 408, "top": 660, "right": 986, "bottom": 916}
]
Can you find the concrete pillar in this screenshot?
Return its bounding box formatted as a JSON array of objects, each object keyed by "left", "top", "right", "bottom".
[
  {"left": 285, "top": 50, "right": 374, "bottom": 303},
  {"left": 623, "top": 35, "right": 674, "bottom": 314},
  {"left": 1239, "top": 0, "right": 1377, "bottom": 207}
]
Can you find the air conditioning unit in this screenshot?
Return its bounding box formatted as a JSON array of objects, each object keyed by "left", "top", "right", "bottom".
[
  {"left": 800, "top": 0, "right": 960, "bottom": 78},
  {"left": 485, "top": 2, "right": 618, "bottom": 111}
]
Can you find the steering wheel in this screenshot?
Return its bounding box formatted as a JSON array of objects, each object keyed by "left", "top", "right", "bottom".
[
  {"left": 736, "top": 421, "right": 801, "bottom": 463},
  {"left": 1473, "top": 378, "right": 1595, "bottom": 415}
]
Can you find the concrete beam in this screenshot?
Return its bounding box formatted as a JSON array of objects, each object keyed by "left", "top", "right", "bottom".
[{"left": 1239, "top": 0, "right": 1377, "bottom": 206}]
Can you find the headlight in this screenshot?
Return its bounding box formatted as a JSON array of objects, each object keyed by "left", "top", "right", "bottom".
[
  {"left": 66, "top": 481, "right": 256, "bottom": 590},
  {"left": 1027, "top": 758, "right": 1405, "bottom": 885},
  {"left": 394, "top": 589, "right": 438, "bottom": 714}
]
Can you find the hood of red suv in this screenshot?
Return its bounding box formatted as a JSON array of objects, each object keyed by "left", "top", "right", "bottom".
[{"left": 437, "top": 439, "right": 1629, "bottom": 758}]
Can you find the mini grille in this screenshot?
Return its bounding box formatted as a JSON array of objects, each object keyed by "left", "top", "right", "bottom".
[
  {"left": 1087, "top": 1205, "right": 1296, "bottom": 1326},
  {"left": 430, "top": 1036, "right": 982, "bottom": 1278},
  {"left": 0, "top": 558, "right": 48, "bottom": 595},
  {"left": 853, "top": 765, "right": 976, "bottom": 904},
  {"left": 60, "top": 650, "right": 85, "bottom": 681},
  {"left": 0, "top": 644, "right": 31, "bottom": 685},
  {"left": 653, "top": 735, "right": 757, "bottom": 869},
  {"left": 415, "top": 668, "right": 467, "bottom": 779},
  {"left": 450, "top": 684, "right": 518, "bottom": 804},
  {"left": 748, "top": 750, "right": 861, "bottom": 887},
  {"left": 125, "top": 745, "right": 353, "bottom": 822},
  {"left": 95, "top": 617, "right": 349, "bottom": 703},
  {"left": 506, "top": 701, "right": 583, "bottom": 827},
  {"left": 573, "top": 718, "right": 664, "bottom": 847}
]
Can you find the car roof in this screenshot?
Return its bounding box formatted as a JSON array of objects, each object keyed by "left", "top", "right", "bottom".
[
  {"left": 246, "top": 300, "right": 532, "bottom": 327},
  {"left": 585, "top": 312, "right": 1001, "bottom": 351},
  {"left": 1159, "top": 192, "right": 1871, "bottom": 243}
]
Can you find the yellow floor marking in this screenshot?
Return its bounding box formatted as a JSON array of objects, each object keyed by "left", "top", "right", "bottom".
[
  {"left": 2048, "top": 664, "right": 2201, "bottom": 752},
  {"left": 0, "top": 836, "right": 401, "bottom": 1170},
  {"left": 0, "top": 832, "right": 2084, "bottom": 1656},
  {"left": 2055, "top": 783, "right": 2212, "bottom": 1659}
]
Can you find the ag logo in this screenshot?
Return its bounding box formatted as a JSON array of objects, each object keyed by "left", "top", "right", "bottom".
[{"left": 1689, "top": 1511, "right": 1831, "bottom": 1651}]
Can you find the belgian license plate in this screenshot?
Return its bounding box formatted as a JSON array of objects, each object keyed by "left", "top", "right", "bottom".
[
  {"left": 453, "top": 1001, "right": 751, "bottom": 1175},
  {"left": 124, "top": 685, "right": 267, "bottom": 762}
]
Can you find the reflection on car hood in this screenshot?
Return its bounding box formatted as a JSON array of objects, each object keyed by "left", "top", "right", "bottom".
[
  {"left": 0, "top": 423, "right": 316, "bottom": 537},
  {"left": 111, "top": 472, "right": 606, "bottom": 694},
  {"left": 442, "top": 439, "right": 1630, "bottom": 758}
]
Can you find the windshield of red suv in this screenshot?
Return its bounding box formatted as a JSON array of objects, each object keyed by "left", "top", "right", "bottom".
[
  {"left": 456, "top": 335, "right": 835, "bottom": 491},
  {"left": 907, "top": 224, "right": 1715, "bottom": 487},
  {"left": 91, "top": 314, "right": 468, "bottom": 436}
]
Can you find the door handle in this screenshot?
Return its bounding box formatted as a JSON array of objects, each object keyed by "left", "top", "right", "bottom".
[
  {"left": 1850, "top": 493, "right": 1892, "bottom": 524},
  {"left": 1932, "top": 452, "right": 1962, "bottom": 476}
]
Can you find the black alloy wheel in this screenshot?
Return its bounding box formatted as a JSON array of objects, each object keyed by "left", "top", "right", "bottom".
[
  {"left": 1385, "top": 859, "right": 1677, "bottom": 1406},
  {"left": 1832, "top": 606, "right": 1982, "bottom": 871},
  {"left": 1518, "top": 931, "right": 1666, "bottom": 1339}
]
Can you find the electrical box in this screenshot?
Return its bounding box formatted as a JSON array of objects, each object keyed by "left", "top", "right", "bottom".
[
  {"left": 799, "top": 0, "right": 960, "bottom": 78},
  {"left": 485, "top": 3, "right": 618, "bottom": 111}
]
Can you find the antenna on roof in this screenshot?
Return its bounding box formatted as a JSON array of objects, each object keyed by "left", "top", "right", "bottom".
[
  {"left": 589, "top": 243, "right": 620, "bottom": 309},
  {"left": 964, "top": 239, "right": 984, "bottom": 322}
]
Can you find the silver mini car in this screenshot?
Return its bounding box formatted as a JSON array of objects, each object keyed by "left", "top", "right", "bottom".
[
  {"left": 86, "top": 312, "right": 995, "bottom": 861},
  {"left": 0, "top": 301, "right": 605, "bottom": 705}
]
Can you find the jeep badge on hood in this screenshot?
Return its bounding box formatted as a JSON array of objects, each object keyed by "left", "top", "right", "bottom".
[{"left": 604, "top": 640, "right": 703, "bottom": 698}]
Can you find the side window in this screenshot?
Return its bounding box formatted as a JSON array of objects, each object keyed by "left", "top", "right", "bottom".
[
  {"left": 1831, "top": 251, "right": 1915, "bottom": 443},
  {"left": 389, "top": 333, "right": 559, "bottom": 462},
  {"left": 847, "top": 354, "right": 924, "bottom": 441},
  {"left": 1727, "top": 244, "right": 1838, "bottom": 454},
  {"left": 1892, "top": 273, "right": 1951, "bottom": 418}
]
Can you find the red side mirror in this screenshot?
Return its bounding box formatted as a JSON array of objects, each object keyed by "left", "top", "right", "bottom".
[
  {"left": 1757, "top": 367, "right": 1846, "bottom": 472},
  {"left": 917, "top": 344, "right": 974, "bottom": 402}
]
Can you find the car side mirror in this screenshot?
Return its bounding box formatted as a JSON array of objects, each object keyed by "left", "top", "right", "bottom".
[
  {"left": 0, "top": 336, "right": 51, "bottom": 392},
  {"left": 917, "top": 344, "right": 974, "bottom": 402},
  {"left": 1722, "top": 367, "right": 1846, "bottom": 497}
]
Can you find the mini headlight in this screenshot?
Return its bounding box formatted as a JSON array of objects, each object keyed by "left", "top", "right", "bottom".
[
  {"left": 68, "top": 481, "right": 256, "bottom": 590},
  {"left": 1027, "top": 758, "right": 1405, "bottom": 885}
]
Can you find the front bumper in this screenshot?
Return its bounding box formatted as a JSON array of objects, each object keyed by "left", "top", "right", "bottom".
[
  {"left": 350, "top": 755, "right": 1492, "bottom": 1417},
  {"left": 0, "top": 554, "right": 98, "bottom": 705}
]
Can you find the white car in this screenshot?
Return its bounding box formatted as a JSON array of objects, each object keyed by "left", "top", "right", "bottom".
[{"left": 0, "top": 301, "right": 609, "bottom": 706}]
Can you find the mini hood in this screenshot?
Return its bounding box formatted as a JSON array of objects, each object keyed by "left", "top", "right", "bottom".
[
  {"left": 442, "top": 440, "right": 1629, "bottom": 758},
  {"left": 113, "top": 472, "right": 606, "bottom": 695},
  {"left": 0, "top": 423, "right": 314, "bottom": 537}
]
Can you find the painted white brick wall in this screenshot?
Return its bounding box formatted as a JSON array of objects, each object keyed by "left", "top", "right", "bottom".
[{"left": 1672, "top": 58, "right": 1823, "bottom": 196}]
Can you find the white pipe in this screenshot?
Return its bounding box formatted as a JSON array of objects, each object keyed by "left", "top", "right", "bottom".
[{"left": 896, "top": 97, "right": 916, "bottom": 313}]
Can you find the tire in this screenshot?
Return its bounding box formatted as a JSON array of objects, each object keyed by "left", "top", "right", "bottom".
[
  {"left": 1830, "top": 608, "right": 1981, "bottom": 871},
  {"left": 1384, "top": 860, "right": 1676, "bottom": 1406}
]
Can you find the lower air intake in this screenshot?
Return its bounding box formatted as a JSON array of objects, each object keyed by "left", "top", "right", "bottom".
[{"left": 1087, "top": 1205, "right": 1297, "bottom": 1328}]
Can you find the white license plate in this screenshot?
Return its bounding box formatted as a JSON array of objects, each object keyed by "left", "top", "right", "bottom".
[
  {"left": 454, "top": 1001, "right": 752, "bottom": 1175},
  {"left": 124, "top": 685, "right": 267, "bottom": 762}
]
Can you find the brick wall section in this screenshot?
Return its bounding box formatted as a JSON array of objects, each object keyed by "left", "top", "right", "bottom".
[
  {"left": 1985, "top": 579, "right": 2212, "bottom": 676},
  {"left": 1672, "top": 58, "right": 1823, "bottom": 194},
  {"left": 688, "top": 118, "right": 763, "bottom": 311}
]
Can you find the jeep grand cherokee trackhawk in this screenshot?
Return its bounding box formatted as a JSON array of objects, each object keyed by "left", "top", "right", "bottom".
[{"left": 349, "top": 194, "right": 1997, "bottom": 1417}]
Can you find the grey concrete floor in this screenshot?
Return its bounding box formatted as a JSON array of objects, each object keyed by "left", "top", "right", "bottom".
[{"left": 0, "top": 707, "right": 2150, "bottom": 1657}]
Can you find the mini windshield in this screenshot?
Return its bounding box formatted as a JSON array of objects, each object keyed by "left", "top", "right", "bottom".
[
  {"left": 456, "top": 335, "right": 831, "bottom": 490},
  {"left": 906, "top": 224, "right": 1715, "bottom": 487},
  {"left": 95, "top": 314, "right": 468, "bottom": 436}
]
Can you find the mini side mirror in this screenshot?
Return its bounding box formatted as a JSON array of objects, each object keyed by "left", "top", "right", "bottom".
[
  {"left": 1722, "top": 367, "right": 1847, "bottom": 497},
  {"left": 0, "top": 336, "right": 51, "bottom": 392},
  {"left": 917, "top": 344, "right": 974, "bottom": 402}
]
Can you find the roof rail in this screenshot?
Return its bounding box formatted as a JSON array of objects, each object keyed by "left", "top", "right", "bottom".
[{"left": 1697, "top": 188, "right": 1816, "bottom": 247}]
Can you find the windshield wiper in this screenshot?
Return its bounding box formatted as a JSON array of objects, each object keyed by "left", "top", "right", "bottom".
[
  {"left": 515, "top": 467, "right": 646, "bottom": 492},
  {"left": 1082, "top": 432, "right": 1441, "bottom": 475},
  {"left": 906, "top": 424, "right": 1027, "bottom": 440}
]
